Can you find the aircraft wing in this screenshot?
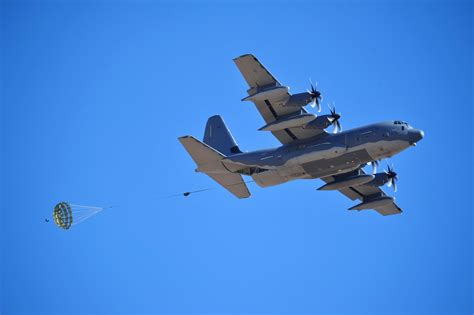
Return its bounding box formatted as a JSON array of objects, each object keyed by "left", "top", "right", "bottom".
[
  {"left": 321, "top": 168, "right": 403, "bottom": 216},
  {"left": 233, "top": 54, "right": 326, "bottom": 145}
]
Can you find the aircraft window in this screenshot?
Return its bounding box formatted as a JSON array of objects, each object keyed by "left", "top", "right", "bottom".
[
  {"left": 395, "top": 121, "right": 409, "bottom": 127},
  {"left": 401, "top": 126, "right": 405, "bottom": 131}
]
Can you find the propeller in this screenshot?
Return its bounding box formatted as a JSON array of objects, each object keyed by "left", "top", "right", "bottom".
[
  {"left": 385, "top": 164, "right": 398, "bottom": 192},
  {"left": 368, "top": 160, "right": 380, "bottom": 174},
  {"left": 328, "top": 103, "right": 342, "bottom": 133},
  {"left": 308, "top": 79, "right": 322, "bottom": 112}
]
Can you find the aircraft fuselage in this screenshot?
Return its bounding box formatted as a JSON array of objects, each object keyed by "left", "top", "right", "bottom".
[{"left": 222, "top": 121, "right": 424, "bottom": 187}]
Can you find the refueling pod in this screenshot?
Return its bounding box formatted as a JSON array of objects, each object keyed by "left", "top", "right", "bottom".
[
  {"left": 318, "top": 174, "right": 375, "bottom": 191},
  {"left": 242, "top": 86, "right": 289, "bottom": 102},
  {"left": 259, "top": 113, "right": 316, "bottom": 131}
]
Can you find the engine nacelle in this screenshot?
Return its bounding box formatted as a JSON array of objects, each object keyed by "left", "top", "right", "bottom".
[
  {"left": 303, "top": 115, "right": 333, "bottom": 130},
  {"left": 365, "top": 173, "right": 390, "bottom": 187},
  {"left": 283, "top": 92, "right": 313, "bottom": 107}
]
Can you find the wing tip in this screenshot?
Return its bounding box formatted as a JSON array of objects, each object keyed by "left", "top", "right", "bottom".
[
  {"left": 237, "top": 192, "right": 251, "bottom": 199},
  {"left": 233, "top": 53, "right": 256, "bottom": 61},
  {"left": 178, "top": 135, "right": 193, "bottom": 140}
]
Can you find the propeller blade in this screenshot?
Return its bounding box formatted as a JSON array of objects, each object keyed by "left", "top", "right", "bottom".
[
  {"left": 370, "top": 160, "right": 379, "bottom": 174},
  {"left": 327, "top": 102, "right": 341, "bottom": 133},
  {"left": 384, "top": 163, "right": 398, "bottom": 191},
  {"left": 309, "top": 79, "right": 318, "bottom": 91},
  {"left": 328, "top": 102, "right": 334, "bottom": 114},
  {"left": 308, "top": 79, "right": 322, "bottom": 112}
]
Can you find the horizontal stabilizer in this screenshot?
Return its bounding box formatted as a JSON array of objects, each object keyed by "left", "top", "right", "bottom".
[
  {"left": 206, "top": 172, "right": 251, "bottom": 199},
  {"left": 178, "top": 136, "right": 226, "bottom": 173},
  {"left": 178, "top": 136, "right": 251, "bottom": 199}
]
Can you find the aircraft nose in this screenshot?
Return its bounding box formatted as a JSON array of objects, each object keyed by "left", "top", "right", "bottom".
[{"left": 408, "top": 129, "right": 424, "bottom": 144}]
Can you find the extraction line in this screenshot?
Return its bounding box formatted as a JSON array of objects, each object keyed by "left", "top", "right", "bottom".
[{"left": 162, "top": 180, "right": 255, "bottom": 199}]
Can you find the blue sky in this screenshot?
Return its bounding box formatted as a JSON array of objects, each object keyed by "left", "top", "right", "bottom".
[{"left": 1, "top": 1, "right": 472, "bottom": 314}]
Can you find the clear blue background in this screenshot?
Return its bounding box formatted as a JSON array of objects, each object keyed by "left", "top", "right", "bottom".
[{"left": 1, "top": 1, "right": 472, "bottom": 314}]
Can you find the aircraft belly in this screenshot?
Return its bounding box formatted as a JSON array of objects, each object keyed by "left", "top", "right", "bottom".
[
  {"left": 365, "top": 140, "right": 409, "bottom": 159},
  {"left": 252, "top": 171, "right": 286, "bottom": 187},
  {"left": 277, "top": 165, "right": 311, "bottom": 182},
  {"left": 285, "top": 144, "right": 347, "bottom": 166},
  {"left": 252, "top": 165, "right": 308, "bottom": 187},
  {"left": 301, "top": 149, "right": 372, "bottom": 178}
]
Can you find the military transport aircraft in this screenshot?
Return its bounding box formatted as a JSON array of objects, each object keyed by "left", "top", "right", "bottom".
[{"left": 179, "top": 54, "right": 424, "bottom": 216}]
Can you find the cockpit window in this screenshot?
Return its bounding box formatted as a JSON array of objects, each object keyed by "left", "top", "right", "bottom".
[{"left": 394, "top": 120, "right": 409, "bottom": 127}]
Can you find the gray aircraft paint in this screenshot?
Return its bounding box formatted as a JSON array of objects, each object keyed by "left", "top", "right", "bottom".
[
  {"left": 178, "top": 54, "right": 424, "bottom": 215},
  {"left": 222, "top": 121, "right": 423, "bottom": 187}
]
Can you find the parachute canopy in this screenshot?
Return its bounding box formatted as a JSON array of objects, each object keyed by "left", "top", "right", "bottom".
[{"left": 53, "top": 201, "right": 104, "bottom": 230}]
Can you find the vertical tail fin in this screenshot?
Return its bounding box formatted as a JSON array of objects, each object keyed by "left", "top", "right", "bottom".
[{"left": 203, "top": 115, "right": 242, "bottom": 156}]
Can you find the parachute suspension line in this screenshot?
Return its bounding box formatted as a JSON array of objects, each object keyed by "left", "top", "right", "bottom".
[
  {"left": 72, "top": 208, "right": 101, "bottom": 219},
  {"left": 72, "top": 212, "right": 99, "bottom": 225},
  {"left": 52, "top": 201, "right": 109, "bottom": 230},
  {"left": 69, "top": 204, "right": 103, "bottom": 210}
]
